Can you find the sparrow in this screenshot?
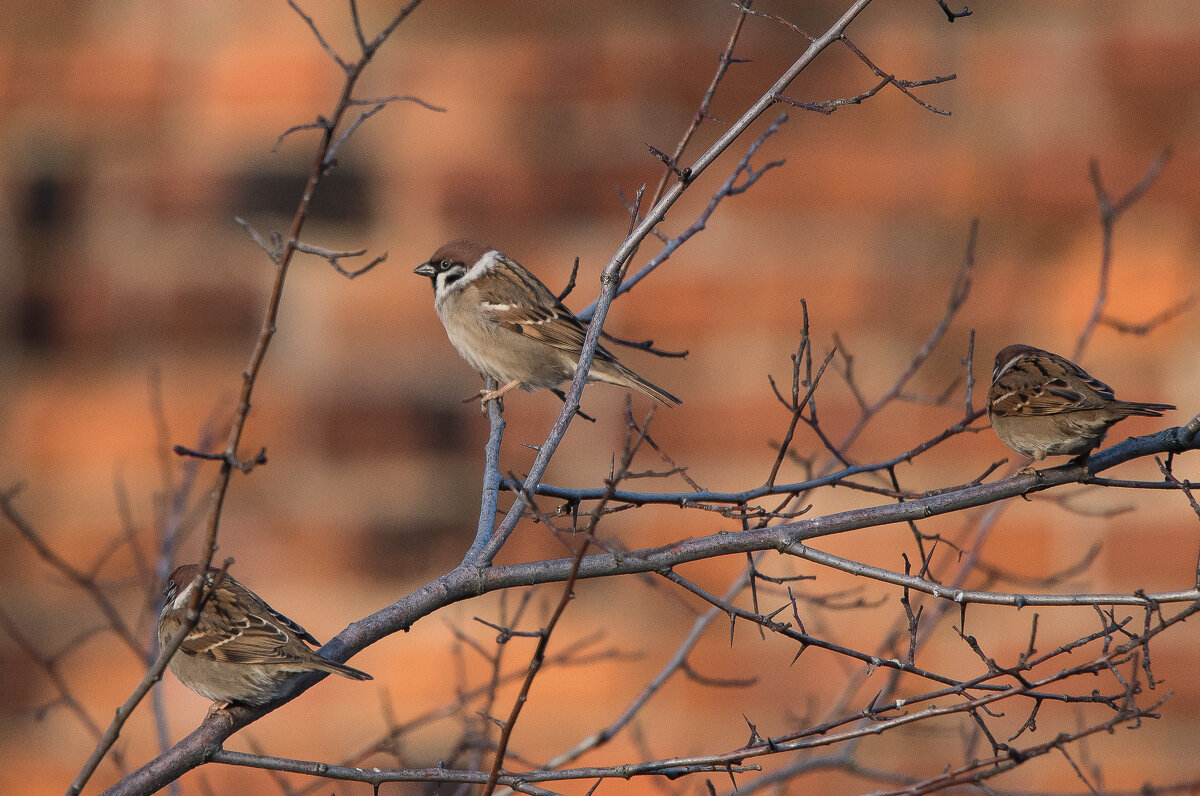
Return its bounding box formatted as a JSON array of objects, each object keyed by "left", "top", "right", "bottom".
[
  {"left": 413, "top": 240, "right": 681, "bottom": 406},
  {"left": 987, "top": 344, "right": 1175, "bottom": 462},
  {"left": 158, "top": 564, "right": 371, "bottom": 708}
]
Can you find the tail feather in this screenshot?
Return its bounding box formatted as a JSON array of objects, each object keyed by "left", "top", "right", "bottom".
[
  {"left": 624, "top": 364, "right": 681, "bottom": 408},
  {"left": 320, "top": 657, "right": 373, "bottom": 681},
  {"left": 631, "top": 374, "right": 682, "bottom": 406},
  {"left": 601, "top": 363, "right": 682, "bottom": 406},
  {"left": 1120, "top": 400, "right": 1175, "bottom": 417}
]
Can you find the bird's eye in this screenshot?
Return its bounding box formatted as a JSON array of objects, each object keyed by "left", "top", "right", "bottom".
[{"left": 440, "top": 259, "right": 452, "bottom": 270}]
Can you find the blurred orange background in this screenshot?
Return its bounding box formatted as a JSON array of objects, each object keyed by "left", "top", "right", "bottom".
[{"left": 2, "top": 1, "right": 1198, "bottom": 793}]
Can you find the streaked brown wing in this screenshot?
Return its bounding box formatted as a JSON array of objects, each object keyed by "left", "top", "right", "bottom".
[
  {"left": 489, "top": 300, "right": 588, "bottom": 348},
  {"left": 182, "top": 591, "right": 313, "bottom": 665},
  {"left": 1058, "top": 358, "right": 1117, "bottom": 402},
  {"left": 988, "top": 384, "right": 1039, "bottom": 416},
  {"left": 992, "top": 354, "right": 1113, "bottom": 415},
  {"left": 262, "top": 601, "right": 320, "bottom": 646},
  {"left": 479, "top": 261, "right": 621, "bottom": 362}
]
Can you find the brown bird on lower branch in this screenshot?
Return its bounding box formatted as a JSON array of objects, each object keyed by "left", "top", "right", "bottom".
[
  {"left": 158, "top": 564, "right": 371, "bottom": 709},
  {"left": 987, "top": 344, "right": 1175, "bottom": 462}
]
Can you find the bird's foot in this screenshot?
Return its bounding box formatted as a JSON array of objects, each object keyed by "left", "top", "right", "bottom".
[
  {"left": 466, "top": 379, "right": 522, "bottom": 413},
  {"left": 206, "top": 700, "right": 233, "bottom": 718}
]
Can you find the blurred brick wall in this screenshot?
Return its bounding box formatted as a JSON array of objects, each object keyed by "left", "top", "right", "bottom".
[{"left": 1, "top": 1, "right": 1198, "bottom": 793}]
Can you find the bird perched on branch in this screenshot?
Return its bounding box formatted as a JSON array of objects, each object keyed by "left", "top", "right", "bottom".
[
  {"left": 987, "top": 344, "right": 1175, "bottom": 462},
  {"left": 414, "top": 239, "right": 681, "bottom": 408},
  {"left": 158, "top": 564, "right": 371, "bottom": 709}
]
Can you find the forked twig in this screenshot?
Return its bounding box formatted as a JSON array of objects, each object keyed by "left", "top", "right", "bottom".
[{"left": 1074, "top": 149, "right": 1173, "bottom": 360}]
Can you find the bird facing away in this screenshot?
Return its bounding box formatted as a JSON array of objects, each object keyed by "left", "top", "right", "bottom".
[
  {"left": 987, "top": 344, "right": 1175, "bottom": 462},
  {"left": 158, "top": 564, "right": 371, "bottom": 709},
  {"left": 413, "top": 239, "right": 681, "bottom": 406}
]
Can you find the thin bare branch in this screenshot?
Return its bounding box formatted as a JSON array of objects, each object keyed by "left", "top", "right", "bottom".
[
  {"left": 1, "top": 486, "right": 145, "bottom": 657},
  {"left": 1074, "top": 149, "right": 1173, "bottom": 360}
]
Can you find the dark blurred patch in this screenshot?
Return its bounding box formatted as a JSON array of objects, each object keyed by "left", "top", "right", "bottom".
[
  {"left": 1101, "top": 33, "right": 1200, "bottom": 146},
  {"left": 436, "top": 166, "right": 524, "bottom": 237},
  {"left": 157, "top": 285, "right": 261, "bottom": 348},
  {"left": 439, "top": 165, "right": 635, "bottom": 237},
  {"left": 310, "top": 396, "right": 474, "bottom": 459},
  {"left": 231, "top": 163, "right": 372, "bottom": 226},
  {"left": 23, "top": 172, "right": 76, "bottom": 231},
  {"left": 15, "top": 282, "right": 263, "bottom": 354},
  {"left": 358, "top": 515, "right": 474, "bottom": 580},
  {"left": 0, "top": 652, "right": 40, "bottom": 724},
  {"left": 12, "top": 168, "right": 83, "bottom": 351},
  {"left": 15, "top": 290, "right": 59, "bottom": 349}
]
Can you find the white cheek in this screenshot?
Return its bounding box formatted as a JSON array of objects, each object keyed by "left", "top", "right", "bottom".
[
  {"left": 994, "top": 357, "right": 1020, "bottom": 381},
  {"left": 170, "top": 582, "right": 197, "bottom": 612},
  {"left": 438, "top": 251, "right": 500, "bottom": 297},
  {"left": 474, "top": 250, "right": 503, "bottom": 271}
]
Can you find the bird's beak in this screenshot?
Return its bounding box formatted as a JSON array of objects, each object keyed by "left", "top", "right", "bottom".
[{"left": 413, "top": 262, "right": 436, "bottom": 277}]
